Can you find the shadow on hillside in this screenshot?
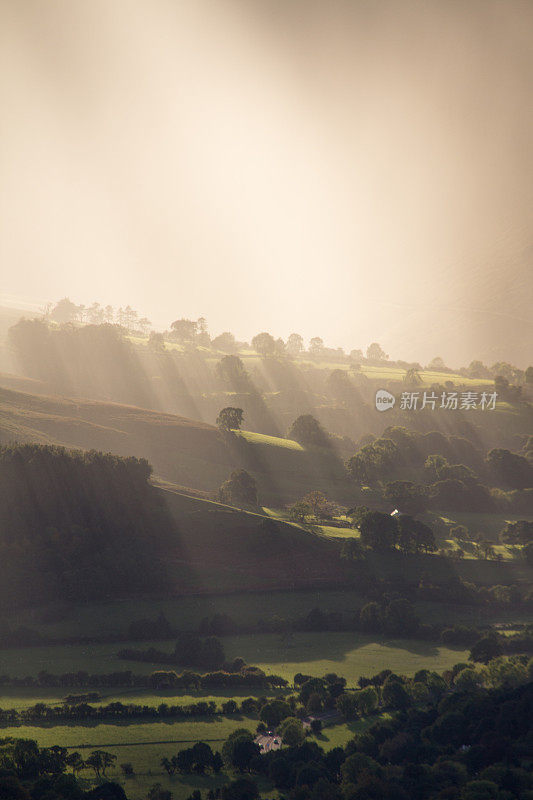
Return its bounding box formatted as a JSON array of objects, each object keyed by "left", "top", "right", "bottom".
[
  {"left": 6, "top": 714, "right": 256, "bottom": 732},
  {"left": 222, "top": 631, "right": 467, "bottom": 667}
]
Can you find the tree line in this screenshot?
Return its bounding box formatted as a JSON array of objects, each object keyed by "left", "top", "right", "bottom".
[{"left": 0, "top": 444, "right": 174, "bottom": 607}]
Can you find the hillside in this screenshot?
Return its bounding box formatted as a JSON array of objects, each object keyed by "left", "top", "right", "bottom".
[
  {"left": 0, "top": 382, "right": 352, "bottom": 502},
  {"left": 159, "top": 487, "right": 533, "bottom": 596},
  {"left": 160, "top": 487, "right": 358, "bottom": 593},
  {"left": 0, "top": 383, "right": 232, "bottom": 492}
]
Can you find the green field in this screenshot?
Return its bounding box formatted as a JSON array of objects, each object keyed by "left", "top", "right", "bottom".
[
  {"left": 0, "top": 632, "right": 469, "bottom": 684},
  {"left": 0, "top": 719, "right": 274, "bottom": 800},
  {"left": 0, "top": 712, "right": 388, "bottom": 800}
]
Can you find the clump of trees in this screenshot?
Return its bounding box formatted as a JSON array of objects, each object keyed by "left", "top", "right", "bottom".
[
  {"left": 9, "top": 317, "right": 154, "bottom": 406},
  {"left": 217, "top": 469, "right": 258, "bottom": 507},
  {"left": 119, "top": 634, "right": 226, "bottom": 671},
  {"left": 216, "top": 407, "right": 244, "bottom": 431},
  {"left": 0, "top": 444, "right": 174, "bottom": 606},
  {"left": 287, "top": 414, "right": 331, "bottom": 448},
  {"left": 346, "top": 509, "right": 436, "bottom": 554},
  {"left": 289, "top": 490, "right": 336, "bottom": 523}
]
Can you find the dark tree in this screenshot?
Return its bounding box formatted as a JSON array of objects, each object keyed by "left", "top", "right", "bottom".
[
  {"left": 359, "top": 511, "right": 398, "bottom": 550},
  {"left": 212, "top": 331, "right": 237, "bottom": 353},
  {"left": 216, "top": 407, "right": 244, "bottom": 431},
  {"left": 251, "top": 332, "right": 280, "bottom": 358},
  {"left": 366, "top": 342, "right": 388, "bottom": 361},
  {"left": 287, "top": 415, "right": 330, "bottom": 448},
  {"left": 396, "top": 515, "right": 436, "bottom": 554},
  {"left": 487, "top": 448, "right": 532, "bottom": 489},
  {"left": 170, "top": 318, "right": 198, "bottom": 342},
  {"left": 216, "top": 355, "right": 250, "bottom": 391},
  {"left": 218, "top": 470, "right": 258, "bottom": 507},
  {"left": 286, "top": 333, "right": 304, "bottom": 355},
  {"left": 49, "top": 297, "right": 82, "bottom": 323},
  {"left": 469, "top": 634, "right": 503, "bottom": 664}
]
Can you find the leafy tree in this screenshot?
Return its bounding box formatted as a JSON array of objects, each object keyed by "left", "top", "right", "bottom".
[
  {"left": 366, "top": 342, "right": 388, "bottom": 361},
  {"left": 396, "top": 515, "right": 436, "bottom": 554},
  {"left": 469, "top": 634, "right": 503, "bottom": 665},
  {"left": 384, "top": 481, "right": 428, "bottom": 515},
  {"left": 427, "top": 356, "right": 448, "bottom": 371},
  {"left": 487, "top": 448, "right": 532, "bottom": 489},
  {"left": 326, "top": 369, "right": 360, "bottom": 407},
  {"left": 218, "top": 470, "right": 258, "bottom": 507},
  {"left": 309, "top": 337, "right": 324, "bottom": 356},
  {"left": 251, "top": 332, "right": 281, "bottom": 358},
  {"left": 301, "top": 490, "right": 334, "bottom": 520},
  {"left": 83, "top": 751, "right": 114, "bottom": 778},
  {"left": 212, "top": 331, "right": 237, "bottom": 353},
  {"left": 65, "top": 752, "right": 84, "bottom": 775},
  {"left": 382, "top": 598, "right": 420, "bottom": 636},
  {"left": 277, "top": 717, "right": 305, "bottom": 747},
  {"left": 499, "top": 519, "right": 533, "bottom": 545},
  {"left": 223, "top": 732, "right": 259, "bottom": 773},
  {"left": 190, "top": 742, "right": 214, "bottom": 773},
  {"left": 216, "top": 355, "right": 250, "bottom": 391},
  {"left": 340, "top": 538, "right": 364, "bottom": 561},
  {"left": 49, "top": 297, "right": 82, "bottom": 324},
  {"left": 336, "top": 693, "right": 359, "bottom": 721},
  {"left": 288, "top": 415, "right": 330, "bottom": 448},
  {"left": 341, "top": 753, "right": 381, "bottom": 784},
  {"left": 359, "top": 511, "right": 398, "bottom": 550},
  {"left": 525, "top": 365, "right": 533, "bottom": 384},
  {"left": 424, "top": 453, "right": 449, "bottom": 481},
  {"left": 288, "top": 501, "right": 312, "bottom": 523},
  {"left": 170, "top": 318, "right": 198, "bottom": 342},
  {"left": 349, "top": 348, "right": 364, "bottom": 364},
  {"left": 174, "top": 749, "right": 195, "bottom": 774},
  {"left": 467, "top": 360, "right": 490, "bottom": 378},
  {"left": 347, "top": 437, "right": 401, "bottom": 484},
  {"left": 259, "top": 700, "right": 291, "bottom": 729},
  {"left": 454, "top": 667, "right": 484, "bottom": 692},
  {"left": 461, "top": 780, "right": 500, "bottom": 800},
  {"left": 355, "top": 686, "right": 378, "bottom": 715},
  {"left": 286, "top": 333, "right": 304, "bottom": 355},
  {"left": 381, "top": 676, "right": 411, "bottom": 709},
  {"left": 216, "top": 407, "right": 244, "bottom": 431},
  {"left": 403, "top": 368, "right": 422, "bottom": 386}
]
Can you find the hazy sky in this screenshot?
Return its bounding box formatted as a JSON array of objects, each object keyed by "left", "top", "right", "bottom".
[{"left": 1, "top": 0, "right": 532, "bottom": 365}]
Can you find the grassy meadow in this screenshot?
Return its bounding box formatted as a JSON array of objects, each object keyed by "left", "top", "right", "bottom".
[{"left": 0, "top": 632, "right": 469, "bottom": 684}]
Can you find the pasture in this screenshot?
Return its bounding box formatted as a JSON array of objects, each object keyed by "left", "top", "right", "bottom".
[
  {"left": 0, "top": 719, "right": 272, "bottom": 800},
  {"left": 0, "top": 632, "right": 470, "bottom": 684}
]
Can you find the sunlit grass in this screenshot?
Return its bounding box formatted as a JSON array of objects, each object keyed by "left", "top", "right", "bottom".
[
  {"left": 0, "top": 721, "right": 268, "bottom": 800},
  {"left": 316, "top": 524, "right": 358, "bottom": 539},
  {"left": 0, "top": 633, "right": 469, "bottom": 684},
  {"left": 237, "top": 429, "right": 303, "bottom": 450}
]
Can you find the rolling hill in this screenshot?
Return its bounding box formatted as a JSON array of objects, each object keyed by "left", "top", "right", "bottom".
[{"left": 0, "top": 381, "right": 350, "bottom": 503}]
